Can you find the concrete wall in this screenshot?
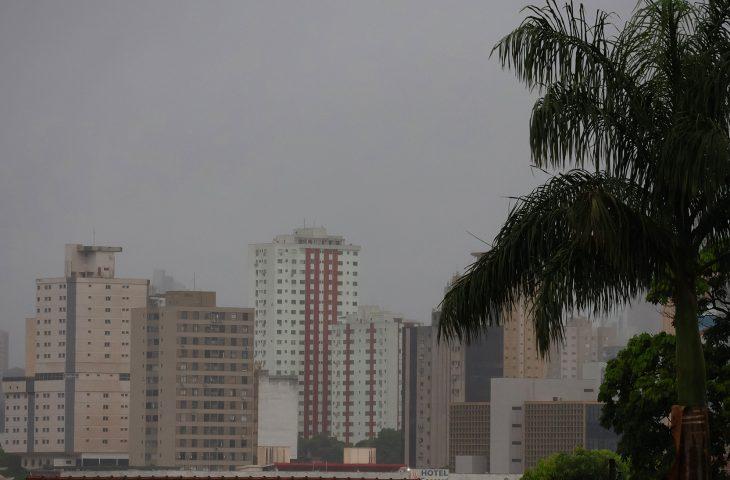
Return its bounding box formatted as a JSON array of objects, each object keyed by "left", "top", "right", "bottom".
[{"left": 257, "top": 371, "right": 298, "bottom": 459}]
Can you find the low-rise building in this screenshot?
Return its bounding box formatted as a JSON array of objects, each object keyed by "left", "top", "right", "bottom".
[
  {"left": 489, "top": 377, "right": 617, "bottom": 474},
  {"left": 448, "top": 403, "right": 489, "bottom": 472}
]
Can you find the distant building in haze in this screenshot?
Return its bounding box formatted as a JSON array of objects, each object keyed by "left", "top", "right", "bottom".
[
  {"left": 502, "top": 303, "right": 548, "bottom": 379},
  {"left": 0, "top": 330, "right": 8, "bottom": 375},
  {"left": 150, "top": 269, "right": 187, "bottom": 295}
]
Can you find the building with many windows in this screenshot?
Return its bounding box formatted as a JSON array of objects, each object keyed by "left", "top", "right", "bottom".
[
  {"left": 328, "top": 306, "right": 405, "bottom": 444},
  {"left": 1, "top": 245, "right": 148, "bottom": 469},
  {"left": 523, "top": 401, "right": 618, "bottom": 469},
  {"left": 248, "top": 227, "right": 361, "bottom": 437},
  {"left": 403, "top": 308, "right": 503, "bottom": 468},
  {"left": 488, "top": 377, "right": 618, "bottom": 474},
  {"left": 129, "top": 291, "right": 257, "bottom": 471},
  {"left": 449, "top": 402, "right": 490, "bottom": 471}
]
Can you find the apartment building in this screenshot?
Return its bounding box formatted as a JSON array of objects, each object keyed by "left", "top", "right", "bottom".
[
  {"left": 328, "top": 306, "right": 404, "bottom": 444},
  {"left": 129, "top": 291, "right": 256, "bottom": 471},
  {"left": 550, "top": 317, "right": 618, "bottom": 380},
  {"left": 502, "top": 304, "right": 548, "bottom": 379},
  {"left": 448, "top": 402, "right": 489, "bottom": 471},
  {"left": 249, "top": 227, "right": 361, "bottom": 437},
  {"left": 1, "top": 245, "right": 148, "bottom": 469},
  {"left": 403, "top": 310, "right": 502, "bottom": 468}
]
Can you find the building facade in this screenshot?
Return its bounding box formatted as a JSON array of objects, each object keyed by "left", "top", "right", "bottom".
[
  {"left": 129, "top": 291, "right": 256, "bottom": 471},
  {"left": 488, "top": 378, "right": 611, "bottom": 474},
  {"left": 328, "top": 306, "right": 404, "bottom": 444},
  {"left": 502, "top": 304, "right": 548, "bottom": 379},
  {"left": 448, "top": 402, "right": 489, "bottom": 471},
  {"left": 257, "top": 371, "right": 298, "bottom": 460},
  {"left": 523, "top": 401, "right": 618, "bottom": 469},
  {"left": 403, "top": 310, "right": 502, "bottom": 468},
  {"left": 549, "top": 317, "right": 618, "bottom": 380},
  {"left": 249, "top": 227, "right": 361, "bottom": 437},
  {"left": 1, "top": 245, "right": 148, "bottom": 469}
]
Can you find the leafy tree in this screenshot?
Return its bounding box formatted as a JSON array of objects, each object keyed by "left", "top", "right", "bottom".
[
  {"left": 600, "top": 327, "right": 730, "bottom": 479},
  {"left": 355, "top": 429, "right": 404, "bottom": 464},
  {"left": 438, "top": 0, "right": 730, "bottom": 477},
  {"left": 521, "top": 448, "right": 629, "bottom": 480},
  {"left": 0, "top": 447, "right": 27, "bottom": 480},
  {"left": 297, "top": 434, "right": 345, "bottom": 462}
]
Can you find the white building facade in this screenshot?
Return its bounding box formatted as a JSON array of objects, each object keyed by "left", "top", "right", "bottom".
[
  {"left": 248, "top": 227, "right": 361, "bottom": 437},
  {"left": 328, "top": 306, "right": 404, "bottom": 444}
]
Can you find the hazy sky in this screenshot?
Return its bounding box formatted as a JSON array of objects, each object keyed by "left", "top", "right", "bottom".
[{"left": 0, "top": 0, "right": 638, "bottom": 367}]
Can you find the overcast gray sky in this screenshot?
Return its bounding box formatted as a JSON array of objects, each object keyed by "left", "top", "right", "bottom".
[{"left": 0, "top": 0, "right": 639, "bottom": 367}]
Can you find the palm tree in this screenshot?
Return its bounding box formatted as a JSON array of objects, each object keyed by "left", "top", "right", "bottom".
[{"left": 438, "top": 1, "right": 729, "bottom": 478}]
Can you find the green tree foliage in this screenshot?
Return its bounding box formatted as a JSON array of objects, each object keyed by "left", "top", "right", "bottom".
[
  {"left": 438, "top": 1, "right": 730, "bottom": 474},
  {"left": 521, "top": 448, "right": 629, "bottom": 480},
  {"left": 600, "top": 325, "right": 730, "bottom": 479},
  {"left": 0, "top": 447, "right": 27, "bottom": 480},
  {"left": 297, "top": 434, "right": 345, "bottom": 463},
  {"left": 355, "top": 429, "right": 404, "bottom": 464}
]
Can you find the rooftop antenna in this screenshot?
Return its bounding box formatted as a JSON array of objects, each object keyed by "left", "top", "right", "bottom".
[
  {"left": 92, "top": 228, "right": 96, "bottom": 245},
  {"left": 193, "top": 272, "right": 196, "bottom": 290}
]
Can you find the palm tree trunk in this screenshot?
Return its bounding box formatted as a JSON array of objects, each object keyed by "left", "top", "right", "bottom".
[{"left": 670, "top": 279, "right": 710, "bottom": 480}]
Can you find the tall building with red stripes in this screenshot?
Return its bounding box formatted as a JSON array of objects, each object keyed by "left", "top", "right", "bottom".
[
  {"left": 328, "top": 306, "right": 405, "bottom": 444},
  {"left": 249, "top": 227, "right": 361, "bottom": 438}
]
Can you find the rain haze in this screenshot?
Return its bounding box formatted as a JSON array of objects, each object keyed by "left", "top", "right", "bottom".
[{"left": 0, "top": 0, "right": 641, "bottom": 368}]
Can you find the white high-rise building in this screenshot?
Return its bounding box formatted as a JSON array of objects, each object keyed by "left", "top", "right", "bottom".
[
  {"left": 249, "top": 227, "right": 361, "bottom": 437},
  {"left": 329, "top": 306, "right": 404, "bottom": 444}
]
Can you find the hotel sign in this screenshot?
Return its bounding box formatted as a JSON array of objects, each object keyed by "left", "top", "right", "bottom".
[{"left": 411, "top": 469, "right": 449, "bottom": 480}]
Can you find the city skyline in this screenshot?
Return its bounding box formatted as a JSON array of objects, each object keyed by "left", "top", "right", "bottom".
[{"left": 0, "top": 0, "right": 640, "bottom": 368}]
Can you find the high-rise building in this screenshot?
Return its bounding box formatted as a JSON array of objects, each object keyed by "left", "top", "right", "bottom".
[
  {"left": 403, "top": 310, "right": 502, "bottom": 468},
  {"left": 249, "top": 227, "right": 361, "bottom": 437},
  {"left": 448, "top": 402, "right": 489, "bottom": 471},
  {"left": 543, "top": 317, "right": 619, "bottom": 380},
  {"left": 502, "top": 303, "right": 548, "bottom": 379},
  {"left": 129, "top": 291, "right": 256, "bottom": 471},
  {"left": 328, "top": 306, "right": 405, "bottom": 444},
  {"left": 1, "top": 245, "right": 148, "bottom": 469}
]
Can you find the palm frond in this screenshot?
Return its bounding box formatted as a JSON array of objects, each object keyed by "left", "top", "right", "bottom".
[{"left": 439, "top": 170, "right": 674, "bottom": 355}]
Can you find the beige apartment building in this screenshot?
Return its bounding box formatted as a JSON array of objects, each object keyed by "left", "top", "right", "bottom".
[
  {"left": 129, "top": 291, "right": 257, "bottom": 471},
  {"left": 1, "top": 245, "right": 148, "bottom": 469},
  {"left": 502, "top": 303, "right": 548, "bottom": 379},
  {"left": 448, "top": 402, "right": 489, "bottom": 471}
]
